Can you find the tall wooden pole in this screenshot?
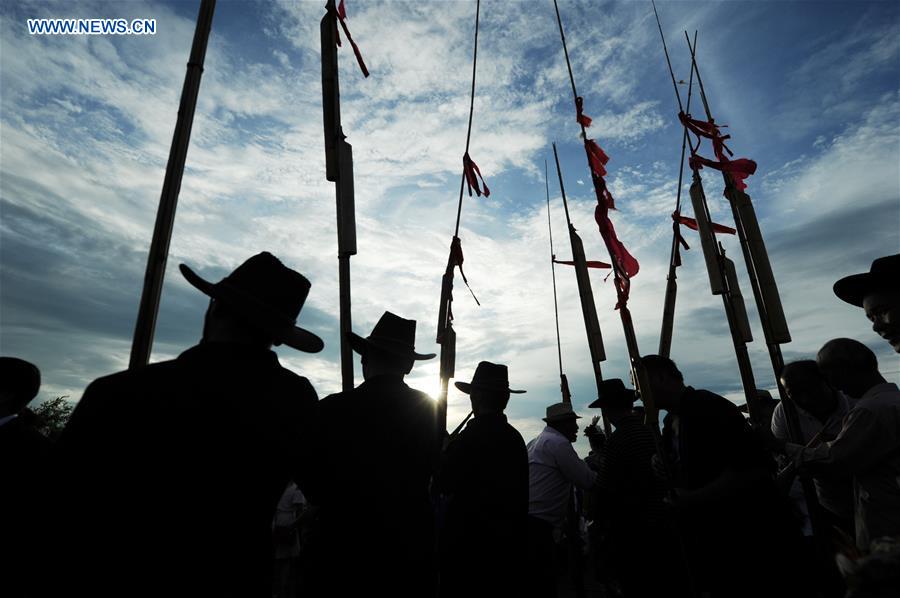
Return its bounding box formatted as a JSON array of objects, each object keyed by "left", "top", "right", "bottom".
[
  {"left": 130, "top": 0, "right": 216, "bottom": 369},
  {"left": 322, "top": 0, "right": 358, "bottom": 391},
  {"left": 545, "top": 160, "right": 573, "bottom": 405}
]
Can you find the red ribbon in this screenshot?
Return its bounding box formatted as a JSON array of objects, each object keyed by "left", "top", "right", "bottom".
[
  {"left": 575, "top": 96, "right": 592, "bottom": 128},
  {"left": 673, "top": 212, "right": 737, "bottom": 235},
  {"left": 462, "top": 152, "right": 490, "bottom": 198},
  {"left": 585, "top": 139, "right": 609, "bottom": 180},
  {"left": 595, "top": 203, "right": 639, "bottom": 309},
  {"left": 334, "top": 0, "right": 369, "bottom": 78},
  {"left": 553, "top": 258, "right": 611, "bottom": 269},
  {"left": 678, "top": 111, "right": 756, "bottom": 192},
  {"left": 449, "top": 236, "right": 480, "bottom": 305}
]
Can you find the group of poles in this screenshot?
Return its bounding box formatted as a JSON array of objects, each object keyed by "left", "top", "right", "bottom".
[{"left": 125, "top": 0, "right": 830, "bottom": 564}]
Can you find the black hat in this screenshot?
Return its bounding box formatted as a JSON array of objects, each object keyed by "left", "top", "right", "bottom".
[
  {"left": 0, "top": 357, "right": 41, "bottom": 402},
  {"left": 455, "top": 361, "right": 526, "bottom": 395},
  {"left": 833, "top": 254, "right": 900, "bottom": 307},
  {"left": 179, "top": 252, "right": 324, "bottom": 353},
  {"left": 349, "top": 311, "right": 435, "bottom": 360},
  {"left": 588, "top": 378, "right": 636, "bottom": 409}
]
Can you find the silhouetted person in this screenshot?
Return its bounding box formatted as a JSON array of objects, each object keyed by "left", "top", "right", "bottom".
[
  {"left": 775, "top": 339, "right": 900, "bottom": 551},
  {"left": 641, "top": 354, "right": 804, "bottom": 598},
  {"left": 307, "top": 311, "right": 438, "bottom": 598},
  {"left": 833, "top": 254, "right": 900, "bottom": 353},
  {"left": 439, "top": 361, "right": 528, "bottom": 598},
  {"left": 1, "top": 357, "right": 50, "bottom": 597},
  {"left": 590, "top": 378, "right": 679, "bottom": 597},
  {"left": 776, "top": 360, "right": 855, "bottom": 527},
  {"left": 54, "top": 252, "right": 323, "bottom": 598},
  {"left": 526, "top": 402, "right": 596, "bottom": 598}
]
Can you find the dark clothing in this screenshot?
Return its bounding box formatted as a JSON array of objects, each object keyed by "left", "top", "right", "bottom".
[
  {"left": 1, "top": 417, "right": 51, "bottom": 598},
  {"left": 52, "top": 343, "right": 317, "bottom": 598},
  {"left": 663, "top": 387, "right": 805, "bottom": 598},
  {"left": 439, "top": 413, "right": 528, "bottom": 598},
  {"left": 596, "top": 413, "right": 684, "bottom": 597},
  {"left": 307, "top": 375, "right": 438, "bottom": 598}
]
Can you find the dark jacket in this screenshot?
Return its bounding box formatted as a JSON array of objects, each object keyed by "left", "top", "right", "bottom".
[
  {"left": 52, "top": 342, "right": 317, "bottom": 598},
  {"left": 308, "top": 375, "right": 438, "bottom": 597},
  {"left": 439, "top": 413, "right": 528, "bottom": 598}
]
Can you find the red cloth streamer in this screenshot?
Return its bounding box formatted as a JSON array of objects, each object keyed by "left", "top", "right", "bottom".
[
  {"left": 674, "top": 212, "right": 737, "bottom": 235},
  {"left": 595, "top": 203, "right": 639, "bottom": 309},
  {"left": 585, "top": 139, "right": 610, "bottom": 180},
  {"left": 334, "top": 0, "right": 369, "bottom": 78},
  {"left": 449, "top": 236, "right": 480, "bottom": 305},
  {"left": 678, "top": 112, "right": 757, "bottom": 191},
  {"left": 462, "top": 152, "right": 490, "bottom": 198},
  {"left": 553, "top": 258, "right": 611, "bottom": 269},
  {"left": 575, "top": 96, "right": 593, "bottom": 128}
]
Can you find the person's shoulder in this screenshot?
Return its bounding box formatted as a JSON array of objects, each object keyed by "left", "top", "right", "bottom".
[{"left": 272, "top": 365, "right": 318, "bottom": 401}]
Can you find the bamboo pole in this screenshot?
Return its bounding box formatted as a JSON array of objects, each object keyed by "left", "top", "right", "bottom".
[
  {"left": 321, "top": 0, "right": 358, "bottom": 391},
  {"left": 130, "top": 0, "right": 216, "bottom": 369}
]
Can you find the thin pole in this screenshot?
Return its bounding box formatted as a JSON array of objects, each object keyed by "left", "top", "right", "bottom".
[
  {"left": 453, "top": 0, "right": 482, "bottom": 237},
  {"left": 130, "top": 0, "right": 216, "bottom": 369},
  {"left": 546, "top": 159, "right": 565, "bottom": 379}
]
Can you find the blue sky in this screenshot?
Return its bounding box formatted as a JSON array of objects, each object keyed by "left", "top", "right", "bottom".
[{"left": 1, "top": 0, "right": 898, "bottom": 455}]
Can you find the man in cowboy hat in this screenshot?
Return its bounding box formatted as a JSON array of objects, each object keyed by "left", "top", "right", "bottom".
[
  {"left": 307, "top": 311, "right": 438, "bottom": 598},
  {"left": 525, "top": 401, "right": 596, "bottom": 598},
  {"left": 53, "top": 252, "right": 323, "bottom": 597},
  {"left": 439, "top": 361, "right": 528, "bottom": 598},
  {"left": 588, "top": 379, "right": 678, "bottom": 597},
  {"left": 833, "top": 254, "right": 900, "bottom": 353}
]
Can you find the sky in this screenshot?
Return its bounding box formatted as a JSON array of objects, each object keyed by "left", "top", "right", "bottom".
[{"left": 1, "top": 0, "right": 898, "bottom": 456}]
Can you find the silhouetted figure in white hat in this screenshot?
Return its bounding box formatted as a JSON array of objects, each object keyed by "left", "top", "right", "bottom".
[{"left": 54, "top": 252, "right": 323, "bottom": 598}]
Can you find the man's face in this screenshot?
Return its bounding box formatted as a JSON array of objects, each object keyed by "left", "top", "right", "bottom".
[
  {"left": 863, "top": 290, "right": 900, "bottom": 353},
  {"left": 781, "top": 376, "right": 837, "bottom": 421},
  {"left": 556, "top": 417, "right": 580, "bottom": 443}
]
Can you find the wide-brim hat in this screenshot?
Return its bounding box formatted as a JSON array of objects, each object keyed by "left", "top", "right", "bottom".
[
  {"left": 179, "top": 252, "right": 324, "bottom": 353},
  {"left": 833, "top": 254, "right": 900, "bottom": 307},
  {"left": 455, "top": 361, "right": 526, "bottom": 395},
  {"left": 588, "top": 378, "right": 636, "bottom": 409},
  {"left": 348, "top": 311, "right": 435, "bottom": 360},
  {"left": 543, "top": 402, "right": 581, "bottom": 422}
]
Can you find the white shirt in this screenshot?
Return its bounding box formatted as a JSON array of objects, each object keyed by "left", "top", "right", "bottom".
[
  {"left": 527, "top": 426, "right": 596, "bottom": 528},
  {"left": 786, "top": 383, "right": 900, "bottom": 549}
]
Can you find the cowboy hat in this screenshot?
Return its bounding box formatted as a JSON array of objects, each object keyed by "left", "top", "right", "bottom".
[
  {"left": 348, "top": 311, "right": 435, "bottom": 360},
  {"left": 543, "top": 402, "right": 581, "bottom": 422},
  {"left": 455, "top": 361, "right": 526, "bottom": 395},
  {"left": 588, "top": 378, "right": 636, "bottom": 409},
  {"left": 833, "top": 254, "right": 900, "bottom": 307},
  {"left": 179, "top": 252, "right": 324, "bottom": 353}
]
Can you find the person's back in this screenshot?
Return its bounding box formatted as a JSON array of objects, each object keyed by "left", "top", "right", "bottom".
[
  {"left": 441, "top": 412, "right": 528, "bottom": 597},
  {"left": 52, "top": 253, "right": 324, "bottom": 598},
  {"left": 57, "top": 342, "right": 317, "bottom": 597}
]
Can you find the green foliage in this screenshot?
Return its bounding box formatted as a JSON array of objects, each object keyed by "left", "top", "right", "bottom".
[{"left": 31, "top": 396, "right": 74, "bottom": 440}]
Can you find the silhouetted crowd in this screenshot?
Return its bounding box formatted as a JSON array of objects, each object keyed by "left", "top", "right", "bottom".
[{"left": 3, "top": 252, "right": 898, "bottom": 598}]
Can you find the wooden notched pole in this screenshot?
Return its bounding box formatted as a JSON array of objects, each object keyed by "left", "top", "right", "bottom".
[
  {"left": 322, "top": 0, "right": 358, "bottom": 392},
  {"left": 130, "top": 0, "right": 216, "bottom": 369},
  {"left": 545, "top": 159, "right": 573, "bottom": 406}
]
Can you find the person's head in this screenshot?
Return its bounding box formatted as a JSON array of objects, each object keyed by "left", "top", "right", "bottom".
[
  {"left": 351, "top": 311, "right": 434, "bottom": 381},
  {"left": 182, "top": 252, "right": 324, "bottom": 353},
  {"left": 640, "top": 355, "right": 685, "bottom": 410},
  {"left": 833, "top": 254, "right": 900, "bottom": 353},
  {"left": 779, "top": 360, "right": 838, "bottom": 422},
  {"left": 588, "top": 378, "right": 635, "bottom": 425},
  {"left": 455, "top": 362, "right": 525, "bottom": 415},
  {"left": 0, "top": 357, "right": 41, "bottom": 418},
  {"left": 816, "top": 338, "right": 883, "bottom": 399},
  {"left": 543, "top": 403, "right": 581, "bottom": 443}
]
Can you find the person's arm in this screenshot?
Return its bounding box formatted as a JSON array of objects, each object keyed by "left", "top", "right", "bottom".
[
  {"left": 784, "top": 406, "right": 890, "bottom": 475},
  {"left": 554, "top": 439, "right": 597, "bottom": 490}
]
